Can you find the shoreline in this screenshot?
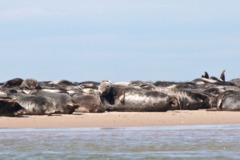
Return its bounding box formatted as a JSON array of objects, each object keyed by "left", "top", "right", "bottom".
[{"left": 1, "top": 110, "right": 240, "bottom": 128}]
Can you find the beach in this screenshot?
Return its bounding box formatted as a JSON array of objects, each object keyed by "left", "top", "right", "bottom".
[{"left": 1, "top": 110, "right": 240, "bottom": 128}]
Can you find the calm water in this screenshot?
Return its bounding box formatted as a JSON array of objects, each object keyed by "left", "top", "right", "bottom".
[{"left": 1, "top": 125, "right": 240, "bottom": 160}]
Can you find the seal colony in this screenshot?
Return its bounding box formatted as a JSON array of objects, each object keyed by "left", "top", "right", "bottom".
[{"left": 1, "top": 70, "right": 240, "bottom": 116}]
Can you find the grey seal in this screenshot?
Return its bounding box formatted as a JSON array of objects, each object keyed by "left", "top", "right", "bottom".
[{"left": 98, "top": 81, "right": 176, "bottom": 112}]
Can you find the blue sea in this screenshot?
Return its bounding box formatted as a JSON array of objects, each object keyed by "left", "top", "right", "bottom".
[{"left": 1, "top": 124, "right": 240, "bottom": 160}]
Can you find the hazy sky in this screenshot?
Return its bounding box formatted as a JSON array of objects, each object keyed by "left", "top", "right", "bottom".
[{"left": 0, "top": 0, "right": 239, "bottom": 82}]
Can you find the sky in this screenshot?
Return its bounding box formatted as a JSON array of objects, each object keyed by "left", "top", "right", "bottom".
[{"left": 0, "top": 0, "right": 240, "bottom": 82}]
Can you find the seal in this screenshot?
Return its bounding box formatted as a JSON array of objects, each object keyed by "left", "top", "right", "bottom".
[
  {"left": 49, "top": 79, "right": 76, "bottom": 86},
  {"left": 153, "top": 86, "right": 210, "bottom": 110},
  {"left": 38, "top": 80, "right": 68, "bottom": 94},
  {"left": 98, "top": 81, "right": 176, "bottom": 112},
  {"left": 20, "top": 78, "right": 41, "bottom": 90},
  {"left": 128, "top": 80, "right": 156, "bottom": 90},
  {"left": 77, "top": 81, "right": 100, "bottom": 90},
  {"left": 12, "top": 89, "right": 77, "bottom": 115},
  {"left": 194, "top": 70, "right": 227, "bottom": 84},
  {"left": 210, "top": 90, "right": 240, "bottom": 111},
  {"left": 31, "top": 90, "right": 77, "bottom": 114},
  {"left": 2, "top": 78, "right": 23, "bottom": 89},
  {"left": 73, "top": 94, "right": 105, "bottom": 113},
  {"left": 15, "top": 94, "right": 58, "bottom": 115},
  {"left": 71, "top": 87, "right": 105, "bottom": 113},
  {"left": 154, "top": 81, "right": 197, "bottom": 90}
]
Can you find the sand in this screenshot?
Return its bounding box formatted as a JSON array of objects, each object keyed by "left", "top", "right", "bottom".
[{"left": 1, "top": 110, "right": 240, "bottom": 128}]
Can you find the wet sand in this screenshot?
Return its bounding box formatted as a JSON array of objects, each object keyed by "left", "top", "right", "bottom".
[{"left": 1, "top": 110, "right": 240, "bottom": 128}]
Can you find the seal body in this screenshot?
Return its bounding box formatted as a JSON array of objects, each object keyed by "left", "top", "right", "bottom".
[
  {"left": 73, "top": 94, "right": 105, "bottom": 113},
  {"left": 15, "top": 95, "right": 57, "bottom": 115},
  {"left": 31, "top": 90, "right": 76, "bottom": 114},
  {"left": 153, "top": 87, "right": 210, "bottom": 110},
  {"left": 1, "top": 78, "right": 23, "bottom": 89},
  {"left": 99, "top": 81, "right": 174, "bottom": 112},
  {"left": 214, "top": 90, "right": 240, "bottom": 111}
]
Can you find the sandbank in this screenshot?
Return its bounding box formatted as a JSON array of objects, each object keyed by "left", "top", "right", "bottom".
[{"left": 1, "top": 110, "right": 240, "bottom": 128}]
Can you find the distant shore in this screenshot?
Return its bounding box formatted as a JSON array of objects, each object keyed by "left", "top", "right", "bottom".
[{"left": 1, "top": 110, "right": 240, "bottom": 128}]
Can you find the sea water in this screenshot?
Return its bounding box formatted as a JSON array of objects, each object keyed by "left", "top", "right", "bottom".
[{"left": 1, "top": 124, "right": 240, "bottom": 160}]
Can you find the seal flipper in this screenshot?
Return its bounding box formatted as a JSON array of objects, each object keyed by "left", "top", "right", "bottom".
[
  {"left": 220, "top": 70, "right": 225, "bottom": 82},
  {"left": 119, "top": 91, "right": 125, "bottom": 104},
  {"left": 205, "top": 72, "right": 209, "bottom": 79},
  {"left": 105, "top": 104, "right": 115, "bottom": 112},
  {"left": 202, "top": 71, "right": 209, "bottom": 79}
]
